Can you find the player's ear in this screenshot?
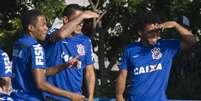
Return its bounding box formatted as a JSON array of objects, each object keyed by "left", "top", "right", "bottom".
[
  {"left": 63, "top": 16, "right": 69, "bottom": 24},
  {"left": 28, "top": 24, "right": 34, "bottom": 32}
]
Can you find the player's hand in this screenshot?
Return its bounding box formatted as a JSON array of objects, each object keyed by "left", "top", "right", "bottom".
[
  {"left": 81, "top": 11, "right": 99, "bottom": 19},
  {"left": 0, "top": 78, "right": 11, "bottom": 94},
  {"left": 70, "top": 93, "right": 86, "bottom": 101},
  {"left": 157, "top": 21, "right": 179, "bottom": 29},
  {"left": 67, "top": 55, "right": 80, "bottom": 67}
]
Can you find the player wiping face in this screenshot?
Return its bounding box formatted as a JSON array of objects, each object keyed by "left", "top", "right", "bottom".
[{"left": 141, "top": 23, "right": 165, "bottom": 46}]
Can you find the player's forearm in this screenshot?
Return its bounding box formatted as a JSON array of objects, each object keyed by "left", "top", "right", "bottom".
[
  {"left": 116, "top": 70, "right": 127, "bottom": 101},
  {"left": 37, "top": 80, "right": 73, "bottom": 98},
  {"left": 33, "top": 69, "right": 73, "bottom": 98},
  {"left": 46, "top": 64, "right": 69, "bottom": 76},
  {"left": 175, "top": 22, "right": 196, "bottom": 47},
  {"left": 116, "top": 77, "right": 126, "bottom": 97},
  {"left": 85, "top": 67, "right": 95, "bottom": 99},
  {"left": 57, "top": 15, "right": 84, "bottom": 39}
]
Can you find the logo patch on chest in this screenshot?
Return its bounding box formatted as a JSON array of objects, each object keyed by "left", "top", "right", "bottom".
[
  {"left": 151, "top": 47, "right": 162, "bottom": 60},
  {"left": 77, "top": 44, "right": 85, "bottom": 56}
]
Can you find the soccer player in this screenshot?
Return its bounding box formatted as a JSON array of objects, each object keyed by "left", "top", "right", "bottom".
[
  {"left": 0, "top": 49, "right": 12, "bottom": 101},
  {"left": 116, "top": 12, "right": 196, "bottom": 101},
  {"left": 11, "top": 9, "right": 98, "bottom": 101},
  {"left": 44, "top": 4, "right": 96, "bottom": 101}
]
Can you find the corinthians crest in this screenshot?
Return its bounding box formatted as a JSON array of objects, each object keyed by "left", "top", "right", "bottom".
[
  {"left": 77, "top": 44, "right": 85, "bottom": 56},
  {"left": 151, "top": 47, "right": 162, "bottom": 60}
]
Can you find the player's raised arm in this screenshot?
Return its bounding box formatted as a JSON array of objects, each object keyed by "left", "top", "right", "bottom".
[
  {"left": 47, "top": 11, "right": 98, "bottom": 43},
  {"left": 158, "top": 21, "right": 196, "bottom": 50}
]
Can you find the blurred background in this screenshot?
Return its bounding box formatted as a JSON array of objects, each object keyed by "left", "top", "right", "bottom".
[{"left": 0, "top": 0, "right": 201, "bottom": 100}]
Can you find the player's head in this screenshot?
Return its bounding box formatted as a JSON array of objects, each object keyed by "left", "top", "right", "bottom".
[
  {"left": 21, "top": 9, "right": 48, "bottom": 41},
  {"left": 62, "top": 4, "right": 84, "bottom": 33},
  {"left": 136, "top": 12, "right": 161, "bottom": 45},
  {"left": 62, "top": 4, "right": 84, "bottom": 23}
]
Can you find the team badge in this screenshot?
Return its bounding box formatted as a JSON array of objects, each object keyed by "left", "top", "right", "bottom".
[
  {"left": 77, "top": 44, "right": 85, "bottom": 56},
  {"left": 151, "top": 47, "right": 162, "bottom": 60}
]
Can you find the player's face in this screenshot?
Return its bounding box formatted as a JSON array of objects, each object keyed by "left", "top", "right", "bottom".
[
  {"left": 141, "top": 23, "right": 160, "bottom": 45},
  {"left": 70, "top": 10, "right": 83, "bottom": 33},
  {"left": 63, "top": 10, "right": 83, "bottom": 33},
  {"left": 31, "top": 15, "right": 48, "bottom": 41}
]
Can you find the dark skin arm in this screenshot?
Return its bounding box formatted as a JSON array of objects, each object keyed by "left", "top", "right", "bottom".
[
  {"left": 45, "top": 56, "right": 80, "bottom": 76},
  {"left": 33, "top": 69, "right": 86, "bottom": 101},
  {"left": 116, "top": 69, "right": 127, "bottom": 101},
  {"left": 85, "top": 65, "right": 95, "bottom": 101}
]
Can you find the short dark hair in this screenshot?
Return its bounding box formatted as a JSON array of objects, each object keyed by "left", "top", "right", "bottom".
[
  {"left": 136, "top": 11, "right": 161, "bottom": 32},
  {"left": 21, "top": 9, "right": 43, "bottom": 32},
  {"left": 62, "top": 4, "right": 83, "bottom": 17}
]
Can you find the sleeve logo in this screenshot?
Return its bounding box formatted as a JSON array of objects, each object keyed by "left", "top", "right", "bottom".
[
  {"left": 2, "top": 53, "right": 12, "bottom": 74},
  {"left": 33, "top": 44, "right": 44, "bottom": 65}
]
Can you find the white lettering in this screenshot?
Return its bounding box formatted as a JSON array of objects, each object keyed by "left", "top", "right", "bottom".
[
  {"left": 133, "top": 63, "right": 163, "bottom": 75},
  {"left": 2, "top": 53, "right": 12, "bottom": 74},
  {"left": 33, "top": 44, "right": 44, "bottom": 65},
  {"left": 138, "top": 67, "right": 145, "bottom": 74}
]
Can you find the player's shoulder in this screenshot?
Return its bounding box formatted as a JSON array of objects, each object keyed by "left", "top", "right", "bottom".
[
  {"left": 15, "top": 34, "right": 38, "bottom": 47},
  {"left": 126, "top": 42, "right": 142, "bottom": 50},
  {"left": 158, "top": 39, "right": 180, "bottom": 45},
  {"left": 76, "top": 33, "right": 92, "bottom": 43}
]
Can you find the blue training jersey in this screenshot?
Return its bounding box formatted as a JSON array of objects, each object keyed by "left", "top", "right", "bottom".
[
  {"left": 43, "top": 28, "right": 94, "bottom": 101},
  {"left": 11, "top": 34, "right": 46, "bottom": 101},
  {"left": 0, "top": 49, "right": 12, "bottom": 101},
  {"left": 119, "top": 39, "right": 181, "bottom": 101}
]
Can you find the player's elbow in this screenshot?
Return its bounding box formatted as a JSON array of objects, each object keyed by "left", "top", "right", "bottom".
[
  {"left": 57, "top": 29, "right": 71, "bottom": 39},
  {"left": 36, "top": 80, "right": 47, "bottom": 91}
]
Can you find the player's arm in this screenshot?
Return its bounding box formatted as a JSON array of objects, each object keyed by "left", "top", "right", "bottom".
[
  {"left": 0, "top": 52, "right": 12, "bottom": 94},
  {"left": 48, "top": 11, "right": 98, "bottom": 43},
  {"left": 32, "top": 69, "right": 86, "bottom": 101},
  {"left": 116, "top": 69, "right": 127, "bottom": 101},
  {"left": 159, "top": 21, "right": 196, "bottom": 50},
  {"left": 0, "top": 77, "right": 11, "bottom": 94},
  {"left": 45, "top": 56, "right": 80, "bottom": 76},
  {"left": 85, "top": 64, "right": 95, "bottom": 101}
]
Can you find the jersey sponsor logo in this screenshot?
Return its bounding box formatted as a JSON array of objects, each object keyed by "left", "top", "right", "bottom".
[
  {"left": 77, "top": 44, "right": 85, "bottom": 56},
  {"left": 2, "top": 52, "right": 12, "bottom": 74},
  {"left": 33, "top": 44, "right": 44, "bottom": 65},
  {"left": 133, "top": 63, "right": 162, "bottom": 75},
  {"left": 151, "top": 47, "right": 162, "bottom": 60}
]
